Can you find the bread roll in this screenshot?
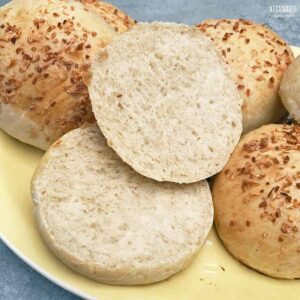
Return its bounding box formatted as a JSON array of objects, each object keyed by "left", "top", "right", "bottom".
[
  {"left": 31, "top": 125, "right": 214, "bottom": 285},
  {"left": 0, "top": 0, "right": 134, "bottom": 150},
  {"left": 197, "top": 19, "right": 294, "bottom": 133},
  {"left": 212, "top": 124, "right": 300, "bottom": 279},
  {"left": 89, "top": 22, "right": 242, "bottom": 183},
  {"left": 279, "top": 55, "right": 300, "bottom": 123}
]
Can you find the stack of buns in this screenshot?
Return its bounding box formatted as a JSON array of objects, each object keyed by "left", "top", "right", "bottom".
[
  {"left": 0, "top": 0, "right": 299, "bottom": 285},
  {"left": 32, "top": 21, "right": 243, "bottom": 284}
]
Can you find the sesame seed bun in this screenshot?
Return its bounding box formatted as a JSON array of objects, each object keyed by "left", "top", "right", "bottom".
[
  {"left": 31, "top": 125, "right": 213, "bottom": 285},
  {"left": 279, "top": 55, "right": 300, "bottom": 123},
  {"left": 197, "top": 19, "right": 294, "bottom": 134},
  {"left": 0, "top": 0, "right": 134, "bottom": 150},
  {"left": 212, "top": 124, "right": 300, "bottom": 279}
]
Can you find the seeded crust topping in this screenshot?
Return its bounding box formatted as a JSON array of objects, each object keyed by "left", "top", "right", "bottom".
[
  {"left": 223, "top": 124, "right": 300, "bottom": 243},
  {"left": 0, "top": 12, "right": 96, "bottom": 132},
  {"left": 196, "top": 19, "right": 293, "bottom": 100},
  {"left": 0, "top": 0, "right": 134, "bottom": 142}
]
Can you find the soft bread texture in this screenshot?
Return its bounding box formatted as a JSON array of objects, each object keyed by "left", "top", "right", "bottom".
[
  {"left": 212, "top": 124, "right": 300, "bottom": 279},
  {"left": 0, "top": 0, "right": 134, "bottom": 150},
  {"left": 89, "top": 22, "right": 242, "bottom": 183},
  {"left": 279, "top": 55, "right": 300, "bottom": 123},
  {"left": 31, "top": 125, "right": 214, "bottom": 285},
  {"left": 197, "top": 19, "right": 294, "bottom": 133}
]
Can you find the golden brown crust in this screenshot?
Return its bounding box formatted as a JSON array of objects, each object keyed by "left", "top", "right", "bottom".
[
  {"left": 212, "top": 124, "right": 300, "bottom": 278},
  {"left": 80, "top": 0, "right": 136, "bottom": 33},
  {"left": 0, "top": 0, "right": 134, "bottom": 149},
  {"left": 196, "top": 19, "right": 294, "bottom": 133}
]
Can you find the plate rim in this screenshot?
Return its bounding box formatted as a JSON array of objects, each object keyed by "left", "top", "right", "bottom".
[{"left": 1, "top": 234, "right": 94, "bottom": 300}]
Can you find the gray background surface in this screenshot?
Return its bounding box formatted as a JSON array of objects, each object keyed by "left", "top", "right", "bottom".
[{"left": 1, "top": 0, "right": 299, "bottom": 299}]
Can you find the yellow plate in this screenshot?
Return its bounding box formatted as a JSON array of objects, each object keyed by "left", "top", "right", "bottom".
[{"left": 1, "top": 46, "right": 299, "bottom": 300}]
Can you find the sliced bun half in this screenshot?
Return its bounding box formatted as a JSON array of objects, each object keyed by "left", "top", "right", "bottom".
[
  {"left": 31, "top": 125, "right": 214, "bottom": 285},
  {"left": 89, "top": 22, "right": 242, "bottom": 183}
]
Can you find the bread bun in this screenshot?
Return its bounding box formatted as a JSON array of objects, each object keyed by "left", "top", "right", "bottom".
[
  {"left": 279, "top": 55, "right": 300, "bottom": 123},
  {"left": 89, "top": 22, "right": 242, "bottom": 183},
  {"left": 197, "top": 19, "right": 294, "bottom": 133},
  {"left": 0, "top": 0, "right": 134, "bottom": 150},
  {"left": 31, "top": 125, "right": 213, "bottom": 285},
  {"left": 212, "top": 124, "right": 300, "bottom": 279}
]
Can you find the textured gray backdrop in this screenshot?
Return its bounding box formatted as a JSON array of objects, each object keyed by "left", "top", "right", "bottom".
[{"left": 0, "top": 0, "right": 299, "bottom": 299}]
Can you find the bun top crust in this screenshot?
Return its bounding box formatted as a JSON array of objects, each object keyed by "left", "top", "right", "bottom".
[
  {"left": 212, "top": 124, "right": 300, "bottom": 278},
  {"left": 0, "top": 0, "right": 134, "bottom": 149},
  {"left": 197, "top": 19, "right": 294, "bottom": 133},
  {"left": 81, "top": 0, "right": 135, "bottom": 33}
]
